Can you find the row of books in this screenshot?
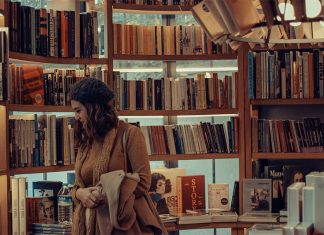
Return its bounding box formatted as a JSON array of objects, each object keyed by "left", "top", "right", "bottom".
[
  {"left": 8, "top": 65, "right": 107, "bottom": 105},
  {"left": 113, "top": 24, "right": 234, "bottom": 56},
  {"left": 248, "top": 50, "right": 324, "bottom": 99},
  {"left": 113, "top": 0, "right": 202, "bottom": 6},
  {"left": 0, "top": 30, "right": 7, "bottom": 101},
  {"left": 141, "top": 120, "right": 239, "bottom": 155},
  {"left": 252, "top": 118, "right": 324, "bottom": 153},
  {"left": 9, "top": 2, "right": 100, "bottom": 58},
  {"left": 9, "top": 114, "right": 76, "bottom": 168},
  {"left": 113, "top": 72, "right": 238, "bottom": 111}
]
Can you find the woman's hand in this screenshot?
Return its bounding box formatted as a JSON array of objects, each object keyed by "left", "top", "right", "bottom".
[{"left": 76, "top": 187, "right": 101, "bottom": 208}]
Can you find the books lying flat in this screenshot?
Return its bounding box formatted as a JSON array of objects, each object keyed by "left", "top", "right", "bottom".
[
  {"left": 194, "top": 209, "right": 238, "bottom": 222},
  {"left": 248, "top": 224, "right": 283, "bottom": 235},
  {"left": 31, "top": 223, "right": 71, "bottom": 235},
  {"left": 177, "top": 211, "right": 212, "bottom": 224},
  {"left": 238, "top": 212, "right": 279, "bottom": 223},
  {"left": 159, "top": 214, "right": 178, "bottom": 223}
]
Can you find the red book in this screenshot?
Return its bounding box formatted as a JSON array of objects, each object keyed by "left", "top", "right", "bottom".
[
  {"left": 21, "top": 65, "right": 44, "bottom": 105},
  {"left": 177, "top": 175, "right": 205, "bottom": 214}
]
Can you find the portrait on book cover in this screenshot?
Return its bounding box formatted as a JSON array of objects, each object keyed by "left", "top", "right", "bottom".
[
  {"left": 149, "top": 172, "right": 172, "bottom": 215},
  {"left": 250, "top": 188, "right": 270, "bottom": 211},
  {"left": 38, "top": 197, "right": 55, "bottom": 224}
]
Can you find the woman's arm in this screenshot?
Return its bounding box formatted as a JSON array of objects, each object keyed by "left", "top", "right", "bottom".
[{"left": 125, "top": 126, "right": 151, "bottom": 198}]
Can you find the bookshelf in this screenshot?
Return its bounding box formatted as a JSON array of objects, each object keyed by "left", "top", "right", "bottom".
[
  {"left": 244, "top": 44, "right": 324, "bottom": 201},
  {"left": 9, "top": 52, "right": 109, "bottom": 64},
  {"left": 112, "top": 3, "right": 193, "bottom": 14},
  {"left": 0, "top": 0, "right": 245, "bottom": 234},
  {"left": 113, "top": 54, "right": 237, "bottom": 61}
]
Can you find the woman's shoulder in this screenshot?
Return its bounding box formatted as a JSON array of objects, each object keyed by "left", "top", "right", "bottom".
[{"left": 118, "top": 120, "right": 139, "bottom": 132}]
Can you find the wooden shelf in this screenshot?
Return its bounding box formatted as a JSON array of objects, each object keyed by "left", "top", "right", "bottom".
[
  {"left": 113, "top": 4, "right": 193, "bottom": 14},
  {"left": 10, "top": 165, "right": 75, "bottom": 175},
  {"left": 113, "top": 54, "right": 237, "bottom": 61},
  {"left": 0, "top": 101, "right": 6, "bottom": 106},
  {"left": 251, "top": 99, "right": 324, "bottom": 106},
  {"left": 8, "top": 105, "right": 238, "bottom": 115},
  {"left": 165, "top": 222, "right": 238, "bottom": 231},
  {"left": 8, "top": 104, "right": 73, "bottom": 112},
  {"left": 253, "top": 152, "right": 324, "bottom": 160},
  {"left": 9, "top": 52, "right": 108, "bottom": 64},
  {"left": 0, "top": 169, "right": 6, "bottom": 176},
  {"left": 118, "top": 108, "right": 238, "bottom": 116},
  {"left": 149, "top": 153, "right": 239, "bottom": 161}
]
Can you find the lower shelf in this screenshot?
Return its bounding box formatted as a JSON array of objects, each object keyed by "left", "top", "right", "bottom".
[
  {"left": 165, "top": 222, "right": 238, "bottom": 231},
  {"left": 10, "top": 165, "right": 75, "bottom": 175},
  {"left": 150, "top": 153, "right": 239, "bottom": 161},
  {"left": 253, "top": 152, "right": 324, "bottom": 159}
]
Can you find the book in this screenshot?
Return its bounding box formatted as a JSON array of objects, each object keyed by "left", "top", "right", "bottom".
[
  {"left": 208, "top": 183, "right": 229, "bottom": 211},
  {"left": 248, "top": 224, "right": 283, "bottom": 235},
  {"left": 177, "top": 210, "right": 212, "bottom": 224},
  {"left": 149, "top": 168, "right": 186, "bottom": 215},
  {"left": 238, "top": 212, "right": 279, "bottom": 223},
  {"left": 243, "top": 178, "right": 272, "bottom": 213},
  {"left": 177, "top": 175, "right": 205, "bottom": 214},
  {"left": 264, "top": 165, "right": 284, "bottom": 213}
]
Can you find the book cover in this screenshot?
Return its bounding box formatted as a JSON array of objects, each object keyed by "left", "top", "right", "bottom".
[
  {"left": 21, "top": 65, "right": 44, "bottom": 105},
  {"left": 264, "top": 165, "right": 284, "bottom": 213},
  {"left": 177, "top": 175, "right": 205, "bottom": 214},
  {"left": 283, "top": 165, "right": 313, "bottom": 207},
  {"left": 149, "top": 168, "right": 186, "bottom": 215},
  {"left": 208, "top": 183, "right": 229, "bottom": 211},
  {"left": 243, "top": 178, "right": 272, "bottom": 213}
]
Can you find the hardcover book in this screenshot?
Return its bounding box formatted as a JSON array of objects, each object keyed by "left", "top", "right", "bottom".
[
  {"left": 208, "top": 183, "right": 229, "bottom": 211},
  {"left": 21, "top": 65, "right": 44, "bottom": 105},
  {"left": 264, "top": 165, "right": 284, "bottom": 213},
  {"left": 177, "top": 175, "right": 205, "bottom": 214},
  {"left": 149, "top": 168, "right": 186, "bottom": 215},
  {"left": 243, "top": 178, "right": 272, "bottom": 213}
]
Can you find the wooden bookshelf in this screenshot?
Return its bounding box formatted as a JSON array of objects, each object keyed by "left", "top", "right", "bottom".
[
  {"left": 119, "top": 108, "right": 239, "bottom": 116},
  {"left": 113, "top": 54, "right": 237, "bottom": 61},
  {"left": 165, "top": 222, "right": 238, "bottom": 231},
  {"left": 149, "top": 153, "right": 239, "bottom": 161},
  {"left": 7, "top": 105, "right": 238, "bottom": 115},
  {"left": 251, "top": 99, "right": 324, "bottom": 106},
  {"left": 0, "top": 169, "right": 6, "bottom": 175},
  {"left": 8, "top": 104, "right": 73, "bottom": 112},
  {"left": 9, "top": 52, "right": 108, "bottom": 64},
  {"left": 0, "top": 101, "right": 6, "bottom": 106},
  {"left": 252, "top": 152, "right": 324, "bottom": 160},
  {"left": 10, "top": 165, "right": 75, "bottom": 175},
  {"left": 113, "top": 3, "right": 193, "bottom": 14}
]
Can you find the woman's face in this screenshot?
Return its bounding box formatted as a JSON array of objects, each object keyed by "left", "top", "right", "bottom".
[
  {"left": 156, "top": 179, "right": 166, "bottom": 194},
  {"left": 71, "top": 100, "right": 88, "bottom": 126}
]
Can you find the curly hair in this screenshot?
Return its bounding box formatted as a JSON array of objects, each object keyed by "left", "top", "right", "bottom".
[
  {"left": 149, "top": 172, "right": 172, "bottom": 194},
  {"left": 70, "top": 78, "right": 118, "bottom": 148}
]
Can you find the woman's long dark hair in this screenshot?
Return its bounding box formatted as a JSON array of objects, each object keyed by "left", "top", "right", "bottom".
[
  {"left": 69, "top": 78, "right": 118, "bottom": 148},
  {"left": 74, "top": 102, "right": 118, "bottom": 148}
]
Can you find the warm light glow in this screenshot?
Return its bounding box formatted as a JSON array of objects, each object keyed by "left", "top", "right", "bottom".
[
  {"left": 306, "top": 0, "right": 322, "bottom": 18},
  {"left": 290, "top": 21, "right": 301, "bottom": 27}
]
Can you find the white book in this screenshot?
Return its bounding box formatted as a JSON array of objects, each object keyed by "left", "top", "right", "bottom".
[
  {"left": 208, "top": 184, "right": 229, "bottom": 211},
  {"left": 248, "top": 224, "right": 283, "bottom": 235},
  {"left": 11, "top": 177, "right": 19, "bottom": 235},
  {"left": 18, "top": 177, "right": 26, "bottom": 235},
  {"left": 313, "top": 176, "right": 324, "bottom": 233},
  {"left": 283, "top": 224, "right": 297, "bottom": 235},
  {"left": 295, "top": 222, "right": 313, "bottom": 235},
  {"left": 287, "top": 182, "right": 305, "bottom": 226},
  {"left": 302, "top": 186, "right": 314, "bottom": 223}
]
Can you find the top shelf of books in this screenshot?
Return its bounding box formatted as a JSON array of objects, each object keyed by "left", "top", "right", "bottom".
[
  {"left": 250, "top": 99, "right": 324, "bottom": 106},
  {"left": 112, "top": 3, "right": 193, "bottom": 14},
  {"left": 9, "top": 52, "right": 109, "bottom": 65}
]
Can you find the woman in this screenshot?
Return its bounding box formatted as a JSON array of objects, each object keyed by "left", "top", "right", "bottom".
[{"left": 70, "top": 78, "right": 167, "bottom": 235}]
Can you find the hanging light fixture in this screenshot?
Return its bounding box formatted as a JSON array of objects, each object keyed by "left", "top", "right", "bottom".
[{"left": 191, "top": 0, "right": 324, "bottom": 49}]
